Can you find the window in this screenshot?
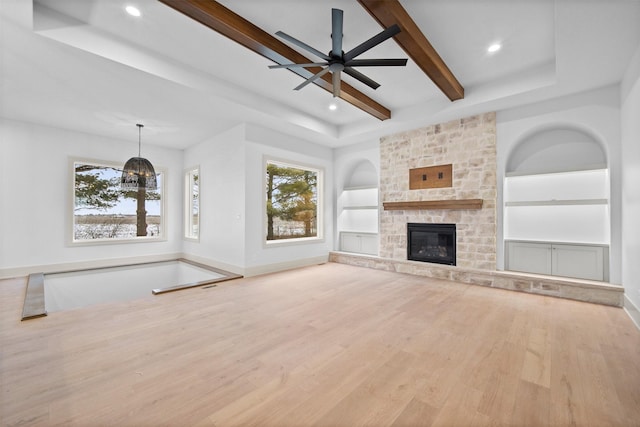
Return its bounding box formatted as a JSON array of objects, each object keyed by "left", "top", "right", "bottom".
[
  {"left": 184, "top": 167, "right": 200, "bottom": 240},
  {"left": 265, "top": 159, "right": 322, "bottom": 243},
  {"left": 72, "top": 159, "right": 164, "bottom": 243}
]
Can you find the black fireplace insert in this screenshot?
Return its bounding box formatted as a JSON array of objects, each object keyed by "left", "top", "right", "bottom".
[{"left": 407, "top": 223, "right": 456, "bottom": 266}]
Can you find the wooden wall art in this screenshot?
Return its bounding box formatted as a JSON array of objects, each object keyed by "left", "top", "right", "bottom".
[{"left": 409, "top": 164, "right": 453, "bottom": 190}]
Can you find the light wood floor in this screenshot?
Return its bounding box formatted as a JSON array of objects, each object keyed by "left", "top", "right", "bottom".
[{"left": 1, "top": 262, "right": 639, "bottom": 426}]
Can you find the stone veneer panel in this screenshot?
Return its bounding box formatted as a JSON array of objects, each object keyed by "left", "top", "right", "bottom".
[{"left": 380, "top": 112, "right": 497, "bottom": 270}]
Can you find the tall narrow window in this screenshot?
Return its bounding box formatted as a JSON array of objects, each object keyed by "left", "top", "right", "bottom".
[
  {"left": 265, "top": 159, "right": 322, "bottom": 243},
  {"left": 184, "top": 167, "right": 200, "bottom": 240},
  {"left": 72, "top": 159, "right": 164, "bottom": 243}
]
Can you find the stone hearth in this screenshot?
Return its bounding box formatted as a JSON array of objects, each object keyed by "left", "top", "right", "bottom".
[{"left": 329, "top": 252, "right": 623, "bottom": 307}]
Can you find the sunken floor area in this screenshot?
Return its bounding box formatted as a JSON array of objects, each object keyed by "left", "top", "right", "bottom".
[{"left": 1, "top": 262, "right": 639, "bottom": 426}]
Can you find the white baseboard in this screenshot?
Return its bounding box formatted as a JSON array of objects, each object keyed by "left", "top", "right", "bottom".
[
  {"left": 0, "top": 252, "right": 328, "bottom": 280},
  {"left": 624, "top": 295, "right": 640, "bottom": 331},
  {"left": 178, "top": 253, "right": 244, "bottom": 276},
  {"left": 243, "top": 255, "right": 329, "bottom": 277},
  {"left": 0, "top": 253, "right": 182, "bottom": 279}
]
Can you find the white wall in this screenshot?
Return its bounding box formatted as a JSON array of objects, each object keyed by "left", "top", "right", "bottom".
[
  {"left": 243, "top": 124, "right": 334, "bottom": 275},
  {"left": 181, "top": 123, "right": 334, "bottom": 276},
  {"left": 496, "top": 86, "right": 623, "bottom": 284},
  {"left": 182, "top": 125, "right": 246, "bottom": 273},
  {"left": 621, "top": 45, "right": 640, "bottom": 322},
  {"left": 0, "top": 119, "right": 334, "bottom": 278},
  {"left": 0, "top": 118, "right": 184, "bottom": 277}
]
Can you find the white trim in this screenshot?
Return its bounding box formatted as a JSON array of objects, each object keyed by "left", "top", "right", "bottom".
[
  {"left": 0, "top": 253, "right": 182, "bottom": 279},
  {"left": 183, "top": 165, "right": 200, "bottom": 241},
  {"left": 243, "top": 255, "right": 329, "bottom": 277},
  {"left": 505, "top": 199, "right": 608, "bottom": 207},
  {"left": 342, "top": 205, "right": 379, "bottom": 210},
  {"left": 69, "top": 157, "right": 167, "bottom": 245},
  {"left": 263, "top": 156, "right": 324, "bottom": 247},
  {"left": 343, "top": 185, "right": 378, "bottom": 191},
  {"left": 179, "top": 253, "right": 243, "bottom": 276},
  {"left": 624, "top": 295, "right": 640, "bottom": 331},
  {"left": 265, "top": 236, "right": 326, "bottom": 247},
  {"left": 0, "top": 253, "right": 329, "bottom": 280},
  {"left": 505, "top": 164, "right": 608, "bottom": 177}
]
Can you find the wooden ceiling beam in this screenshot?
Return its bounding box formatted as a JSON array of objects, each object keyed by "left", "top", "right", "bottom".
[
  {"left": 357, "top": 0, "right": 464, "bottom": 101},
  {"left": 158, "top": 0, "right": 391, "bottom": 120}
]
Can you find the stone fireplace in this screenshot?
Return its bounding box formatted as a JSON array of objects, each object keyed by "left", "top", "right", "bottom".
[
  {"left": 331, "top": 112, "right": 623, "bottom": 307},
  {"left": 379, "top": 112, "right": 497, "bottom": 270}
]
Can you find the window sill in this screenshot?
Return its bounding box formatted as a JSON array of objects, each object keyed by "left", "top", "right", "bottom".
[{"left": 265, "top": 236, "right": 325, "bottom": 248}]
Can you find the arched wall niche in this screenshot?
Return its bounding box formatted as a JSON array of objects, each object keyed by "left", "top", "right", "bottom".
[
  {"left": 337, "top": 158, "right": 379, "bottom": 255},
  {"left": 502, "top": 124, "right": 611, "bottom": 281},
  {"left": 506, "top": 125, "right": 607, "bottom": 175},
  {"left": 345, "top": 159, "right": 378, "bottom": 188}
]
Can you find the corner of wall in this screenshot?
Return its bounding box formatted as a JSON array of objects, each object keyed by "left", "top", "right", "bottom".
[
  {"left": 624, "top": 295, "right": 640, "bottom": 331},
  {"left": 621, "top": 42, "right": 640, "bottom": 103},
  {"left": 620, "top": 40, "right": 640, "bottom": 315}
]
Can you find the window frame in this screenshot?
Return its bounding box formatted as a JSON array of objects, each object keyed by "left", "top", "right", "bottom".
[
  {"left": 69, "top": 157, "right": 166, "bottom": 246},
  {"left": 184, "top": 166, "right": 200, "bottom": 241},
  {"left": 263, "top": 157, "right": 324, "bottom": 247}
]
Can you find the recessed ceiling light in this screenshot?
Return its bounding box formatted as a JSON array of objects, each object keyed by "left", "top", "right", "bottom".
[
  {"left": 487, "top": 43, "right": 501, "bottom": 53},
  {"left": 328, "top": 103, "right": 338, "bottom": 111},
  {"left": 125, "top": 5, "right": 141, "bottom": 17}
]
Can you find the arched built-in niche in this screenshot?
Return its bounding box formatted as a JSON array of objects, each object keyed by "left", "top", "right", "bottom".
[
  {"left": 507, "top": 127, "right": 607, "bottom": 175},
  {"left": 344, "top": 159, "right": 378, "bottom": 188},
  {"left": 338, "top": 159, "right": 379, "bottom": 255},
  {"left": 504, "top": 127, "right": 610, "bottom": 281}
]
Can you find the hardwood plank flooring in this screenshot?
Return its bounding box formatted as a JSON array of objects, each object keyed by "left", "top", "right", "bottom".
[{"left": 1, "top": 262, "right": 639, "bottom": 426}]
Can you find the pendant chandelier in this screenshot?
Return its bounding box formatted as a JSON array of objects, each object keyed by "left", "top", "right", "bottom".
[{"left": 121, "top": 123, "right": 157, "bottom": 191}]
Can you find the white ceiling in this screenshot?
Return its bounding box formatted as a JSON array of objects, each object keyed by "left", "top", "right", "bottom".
[{"left": 1, "top": 0, "right": 639, "bottom": 149}]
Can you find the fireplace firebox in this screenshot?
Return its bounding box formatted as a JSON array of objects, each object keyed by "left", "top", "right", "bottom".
[{"left": 407, "top": 223, "right": 456, "bottom": 265}]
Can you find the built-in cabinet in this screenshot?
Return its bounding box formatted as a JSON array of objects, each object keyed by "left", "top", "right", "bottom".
[
  {"left": 503, "top": 168, "right": 610, "bottom": 281},
  {"left": 340, "top": 232, "right": 378, "bottom": 255},
  {"left": 506, "top": 240, "right": 608, "bottom": 281},
  {"left": 338, "top": 186, "right": 379, "bottom": 255}
]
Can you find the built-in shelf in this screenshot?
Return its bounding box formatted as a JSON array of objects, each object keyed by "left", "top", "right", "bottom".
[
  {"left": 343, "top": 185, "right": 378, "bottom": 191},
  {"left": 383, "top": 199, "right": 483, "bottom": 211},
  {"left": 342, "top": 205, "right": 378, "bottom": 210},
  {"left": 504, "top": 169, "right": 609, "bottom": 244},
  {"left": 505, "top": 199, "right": 608, "bottom": 207},
  {"left": 339, "top": 186, "right": 379, "bottom": 239}
]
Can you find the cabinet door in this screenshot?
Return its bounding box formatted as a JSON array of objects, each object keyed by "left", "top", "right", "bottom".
[
  {"left": 551, "top": 244, "right": 604, "bottom": 281},
  {"left": 506, "top": 242, "right": 552, "bottom": 275},
  {"left": 359, "top": 234, "right": 378, "bottom": 256},
  {"left": 340, "top": 233, "right": 362, "bottom": 253}
]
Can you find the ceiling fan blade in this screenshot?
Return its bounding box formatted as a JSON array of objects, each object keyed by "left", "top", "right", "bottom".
[
  {"left": 275, "top": 31, "right": 331, "bottom": 61},
  {"left": 345, "top": 58, "right": 408, "bottom": 67},
  {"left": 344, "top": 24, "right": 401, "bottom": 62},
  {"left": 269, "top": 63, "right": 326, "bottom": 69},
  {"left": 331, "top": 8, "right": 343, "bottom": 58},
  {"left": 343, "top": 67, "right": 380, "bottom": 90},
  {"left": 294, "top": 66, "right": 331, "bottom": 91},
  {"left": 332, "top": 69, "right": 341, "bottom": 97}
]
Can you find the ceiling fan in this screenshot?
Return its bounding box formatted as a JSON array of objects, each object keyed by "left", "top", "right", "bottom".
[{"left": 269, "top": 8, "right": 408, "bottom": 97}]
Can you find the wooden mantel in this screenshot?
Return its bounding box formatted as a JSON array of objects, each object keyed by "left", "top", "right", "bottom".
[{"left": 383, "top": 199, "right": 483, "bottom": 210}]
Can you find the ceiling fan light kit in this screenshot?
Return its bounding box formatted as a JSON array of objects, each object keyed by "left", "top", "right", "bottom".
[{"left": 270, "top": 8, "right": 408, "bottom": 97}]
